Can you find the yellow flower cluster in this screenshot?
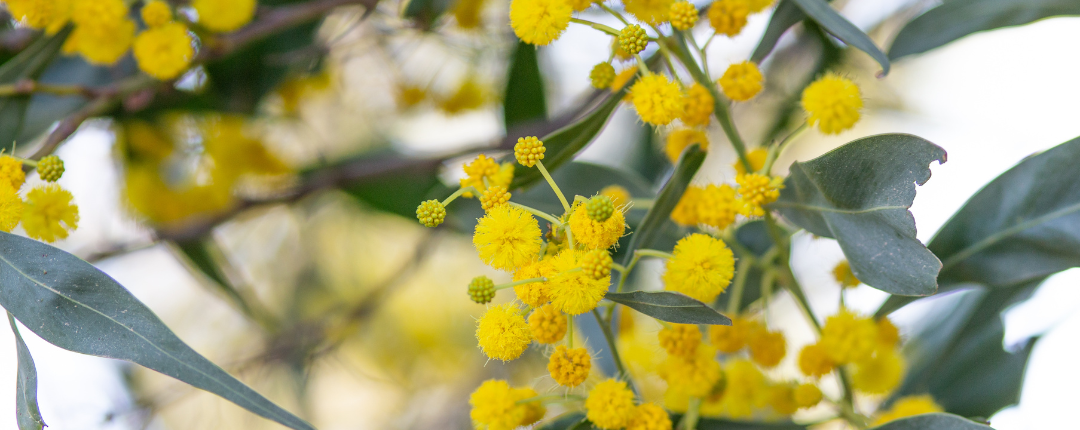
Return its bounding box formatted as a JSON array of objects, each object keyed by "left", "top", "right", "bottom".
[
  {"left": 662, "top": 233, "right": 735, "bottom": 302},
  {"left": 802, "top": 73, "right": 863, "bottom": 134},
  {"left": 469, "top": 379, "right": 545, "bottom": 430},
  {"left": 0, "top": 155, "right": 78, "bottom": 243},
  {"left": 799, "top": 308, "right": 906, "bottom": 395}
]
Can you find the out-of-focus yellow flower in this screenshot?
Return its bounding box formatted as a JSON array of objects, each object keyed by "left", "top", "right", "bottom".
[
  {"left": 601, "top": 185, "right": 632, "bottom": 208},
  {"left": 627, "top": 403, "right": 672, "bottom": 430},
  {"left": 658, "top": 344, "right": 721, "bottom": 397},
  {"left": 0, "top": 156, "right": 26, "bottom": 190},
  {"left": 549, "top": 249, "right": 609, "bottom": 315},
  {"left": 586, "top": 379, "right": 636, "bottom": 430},
  {"left": 735, "top": 173, "right": 784, "bottom": 217},
  {"left": 476, "top": 302, "right": 532, "bottom": 361},
  {"left": 663, "top": 233, "right": 735, "bottom": 302},
  {"left": 697, "top": 184, "right": 738, "bottom": 230},
  {"left": 872, "top": 395, "right": 944, "bottom": 426},
  {"left": 0, "top": 185, "right": 23, "bottom": 233},
  {"left": 719, "top": 61, "right": 764, "bottom": 101},
  {"left": 193, "top": 0, "right": 257, "bottom": 32},
  {"left": 439, "top": 77, "right": 488, "bottom": 114},
  {"left": 396, "top": 84, "right": 427, "bottom": 109},
  {"left": 513, "top": 258, "right": 554, "bottom": 306},
  {"left": 473, "top": 204, "right": 543, "bottom": 271},
  {"left": 64, "top": 13, "right": 136, "bottom": 65},
  {"left": 22, "top": 184, "right": 79, "bottom": 243},
  {"left": 670, "top": 186, "right": 702, "bottom": 226},
  {"left": 624, "top": 0, "right": 674, "bottom": 26},
  {"left": 658, "top": 324, "right": 701, "bottom": 358},
  {"left": 453, "top": 0, "right": 487, "bottom": 29},
  {"left": 681, "top": 83, "right": 714, "bottom": 128},
  {"left": 747, "top": 0, "right": 775, "bottom": 13},
  {"left": 820, "top": 308, "right": 879, "bottom": 364},
  {"left": 6, "top": 0, "right": 72, "bottom": 32},
  {"left": 718, "top": 359, "right": 768, "bottom": 418},
  {"left": 878, "top": 317, "right": 901, "bottom": 347},
  {"left": 709, "top": 315, "right": 757, "bottom": 353},
  {"left": 793, "top": 383, "right": 822, "bottom": 408},
  {"left": 747, "top": 328, "right": 786, "bottom": 368},
  {"left": 509, "top": 0, "right": 572, "bottom": 45},
  {"left": 734, "top": 148, "right": 768, "bottom": 175},
  {"left": 469, "top": 380, "right": 545, "bottom": 430},
  {"left": 134, "top": 22, "right": 195, "bottom": 80},
  {"left": 665, "top": 128, "right": 708, "bottom": 163},
  {"left": 767, "top": 384, "right": 798, "bottom": 415},
  {"left": 852, "top": 348, "right": 905, "bottom": 394},
  {"left": 529, "top": 304, "right": 567, "bottom": 344},
  {"left": 802, "top": 73, "right": 862, "bottom": 134},
  {"left": 798, "top": 342, "right": 835, "bottom": 378},
  {"left": 141, "top": 1, "right": 173, "bottom": 27},
  {"left": 708, "top": 0, "right": 749, "bottom": 37},
  {"left": 833, "top": 259, "right": 861, "bottom": 288},
  {"left": 669, "top": 1, "right": 699, "bottom": 31},
  {"left": 631, "top": 74, "right": 684, "bottom": 125},
  {"left": 201, "top": 115, "right": 291, "bottom": 179}
]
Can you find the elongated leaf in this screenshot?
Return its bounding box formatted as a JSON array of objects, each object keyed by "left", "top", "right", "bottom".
[
  {"left": 771, "top": 134, "right": 946, "bottom": 296},
  {"left": 889, "top": 0, "right": 1080, "bottom": 60},
  {"left": 791, "top": 0, "right": 890, "bottom": 75},
  {"left": 868, "top": 413, "right": 993, "bottom": 430},
  {"left": 620, "top": 145, "right": 705, "bottom": 265},
  {"left": 7, "top": 313, "right": 44, "bottom": 430},
  {"left": 0, "top": 232, "right": 315, "bottom": 430},
  {"left": 504, "top": 40, "right": 546, "bottom": 129},
  {"left": 604, "top": 291, "right": 731, "bottom": 325},
  {"left": 0, "top": 26, "right": 70, "bottom": 154},
  {"left": 751, "top": 0, "right": 807, "bottom": 63}
]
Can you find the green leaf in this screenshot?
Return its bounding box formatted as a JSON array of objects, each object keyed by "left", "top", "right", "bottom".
[
  {"left": 19, "top": 55, "right": 111, "bottom": 144},
  {"left": 620, "top": 144, "right": 705, "bottom": 265},
  {"left": 604, "top": 291, "right": 731, "bottom": 325},
  {"left": 503, "top": 40, "right": 547, "bottom": 129},
  {"left": 0, "top": 232, "right": 315, "bottom": 430},
  {"left": 889, "top": 0, "right": 1080, "bottom": 60},
  {"left": 7, "top": 313, "right": 44, "bottom": 430},
  {"left": 0, "top": 26, "right": 70, "bottom": 153},
  {"left": 697, "top": 418, "right": 806, "bottom": 429},
  {"left": 715, "top": 221, "right": 771, "bottom": 313},
  {"left": 790, "top": 0, "right": 890, "bottom": 75},
  {"left": 771, "top": 134, "right": 946, "bottom": 296},
  {"left": 750, "top": 0, "right": 806, "bottom": 63},
  {"left": 868, "top": 413, "right": 993, "bottom": 430},
  {"left": 402, "top": 0, "right": 454, "bottom": 29}
]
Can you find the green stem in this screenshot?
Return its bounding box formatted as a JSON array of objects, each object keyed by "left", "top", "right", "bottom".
[
  {"left": 570, "top": 17, "right": 621, "bottom": 36},
  {"left": 568, "top": 312, "right": 574, "bottom": 348},
  {"left": 681, "top": 397, "right": 702, "bottom": 430},
  {"left": 763, "top": 122, "right": 808, "bottom": 173},
  {"left": 442, "top": 186, "right": 478, "bottom": 206},
  {"left": 596, "top": 2, "right": 630, "bottom": 25},
  {"left": 536, "top": 160, "right": 572, "bottom": 214},
  {"left": 495, "top": 277, "right": 546, "bottom": 291},
  {"left": 611, "top": 263, "right": 628, "bottom": 272},
  {"left": 684, "top": 30, "right": 711, "bottom": 80},
  {"left": 509, "top": 202, "right": 562, "bottom": 226},
  {"left": 635, "top": 249, "right": 674, "bottom": 259},
  {"left": 630, "top": 198, "right": 654, "bottom": 208},
  {"left": 727, "top": 257, "right": 753, "bottom": 315},
  {"left": 633, "top": 54, "right": 650, "bottom": 76},
  {"left": 517, "top": 394, "right": 585, "bottom": 405},
  {"left": 592, "top": 309, "right": 635, "bottom": 393}
]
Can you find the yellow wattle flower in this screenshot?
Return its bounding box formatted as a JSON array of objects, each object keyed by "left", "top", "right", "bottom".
[
  {"left": 734, "top": 147, "right": 768, "bottom": 175},
  {"left": 663, "top": 233, "right": 735, "bottom": 302},
  {"left": 658, "top": 323, "right": 702, "bottom": 358},
  {"left": 469, "top": 380, "right": 546, "bottom": 430},
  {"left": 820, "top": 308, "right": 879, "bottom": 364},
  {"left": 22, "top": 184, "right": 79, "bottom": 243},
  {"left": 141, "top": 0, "right": 173, "bottom": 27},
  {"left": 529, "top": 304, "right": 567, "bottom": 344},
  {"left": 513, "top": 258, "right": 554, "bottom": 307},
  {"left": 601, "top": 185, "right": 632, "bottom": 208},
  {"left": 658, "top": 344, "right": 721, "bottom": 397},
  {"left": 735, "top": 173, "right": 784, "bottom": 217},
  {"left": 6, "top": 0, "right": 72, "bottom": 32},
  {"left": 585, "top": 379, "right": 636, "bottom": 430},
  {"left": 0, "top": 185, "right": 23, "bottom": 233},
  {"left": 548, "top": 345, "right": 591, "bottom": 387},
  {"left": 193, "top": 0, "right": 257, "bottom": 32},
  {"left": 475, "top": 303, "right": 532, "bottom": 361},
  {"left": 669, "top": 1, "right": 699, "bottom": 31},
  {"left": 709, "top": 315, "right": 755, "bottom": 353},
  {"left": 872, "top": 395, "right": 944, "bottom": 426},
  {"left": 65, "top": 13, "right": 136, "bottom": 65},
  {"left": 0, "top": 156, "right": 26, "bottom": 190},
  {"left": 665, "top": 128, "right": 709, "bottom": 163},
  {"left": 509, "top": 0, "right": 572, "bottom": 45},
  {"left": 624, "top": 0, "right": 674, "bottom": 26},
  {"left": 670, "top": 185, "right": 703, "bottom": 226},
  {"left": 569, "top": 201, "right": 626, "bottom": 250},
  {"left": 793, "top": 383, "right": 823, "bottom": 408},
  {"left": 801, "top": 73, "right": 863, "bottom": 134},
  {"left": 747, "top": 328, "right": 786, "bottom": 368},
  {"left": 851, "top": 348, "right": 905, "bottom": 394},
  {"left": 627, "top": 403, "right": 672, "bottom": 430},
  {"left": 548, "top": 249, "right": 609, "bottom": 315},
  {"left": 833, "top": 259, "right": 861, "bottom": 288},
  {"left": 631, "top": 74, "right": 684, "bottom": 125},
  {"left": 718, "top": 359, "right": 768, "bottom": 418},
  {"left": 681, "top": 83, "right": 714, "bottom": 128},
  {"left": 473, "top": 204, "right": 543, "bottom": 271},
  {"left": 696, "top": 183, "right": 738, "bottom": 230},
  {"left": 133, "top": 22, "right": 195, "bottom": 80},
  {"left": 453, "top": 0, "right": 487, "bottom": 29},
  {"left": 798, "top": 342, "right": 835, "bottom": 378},
  {"left": 719, "top": 61, "right": 764, "bottom": 101},
  {"left": 708, "top": 0, "right": 750, "bottom": 37}
]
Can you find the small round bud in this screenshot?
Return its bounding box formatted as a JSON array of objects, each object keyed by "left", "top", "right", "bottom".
[
  {"left": 589, "top": 63, "right": 616, "bottom": 89},
  {"left": 582, "top": 249, "right": 613, "bottom": 280},
  {"left": 37, "top": 155, "right": 65, "bottom": 183},
  {"left": 416, "top": 199, "right": 446, "bottom": 227},
  {"left": 669, "top": 2, "right": 699, "bottom": 31},
  {"left": 468, "top": 276, "right": 496, "bottom": 304},
  {"left": 480, "top": 185, "right": 511, "bottom": 212},
  {"left": 586, "top": 195, "right": 615, "bottom": 222},
  {"left": 617, "top": 24, "right": 649, "bottom": 55},
  {"left": 514, "top": 136, "right": 546, "bottom": 167}
]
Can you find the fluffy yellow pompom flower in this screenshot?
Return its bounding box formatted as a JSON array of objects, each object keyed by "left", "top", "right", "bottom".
[
  {"left": 659, "top": 344, "right": 721, "bottom": 397},
  {"left": 570, "top": 200, "right": 626, "bottom": 250},
  {"left": 514, "top": 258, "right": 554, "bottom": 307},
  {"left": 663, "top": 233, "right": 735, "bottom": 302},
  {"left": 601, "top": 185, "right": 631, "bottom": 208},
  {"left": 708, "top": 0, "right": 749, "bottom": 37},
  {"left": 709, "top": 315, "right": 757, "bottom": 353},
  {"left": 878, "top": 317, "right": 901, "bottom": 347},
  {"left": 820, "top": 308, "right": 879, "bottom": 364},
  {"left": 734, "top": 147, "right": 768, "bottom": 175},
  {"left": 476, "top": 303, "right": 532, "bottom": 361},
  {"left": 627, "top": 403, "right": 672, "bottom": 430},
  {"left": 473, "top": 205, "right": 543, "bottom": 271},
  {"left": 509, "top": 0, "right": 572, "bottom": 45},
  {"left": 22, "top": 184, "right": 79, "bottom": 243},
  {"left": 767, "top": 384, "right": 798, "bottom": 415},
  {"left": 529, "top": 304, "right": 568, "bottom": 344},
  {"left": 469, "top": 380, "right": 545, "bottom": 430},
  {"left": 460, "top": 154, "right": 500, "bottom": 197},
  {"left": 719, "top": 359, "right": 767, "bottom": 418},
  {"left": 801, "top": 74, "right": 863, "bottom": 134},
  {"left": 852, "top": 349, "right": 905, "bottom": 394},
  {"left": 719, "top": 61, "right": 764, "bottom": 101},
  {"left": 797, "top": 343, "right": 835, "bottom": 378},
  {"left": 747, "top": 329, "right": 786, "bottom": 368},
  {"left": 549, "top": 249, "right": 609, "bottom": 315},
  {"left": 624, "top": 0, "right": 674, "bottom": 26},
  {"left": 697, "top": 184, "right": 738, "bottom": 229},
  {"left": 681, "top": 83, "right": 714, "bottom": 128},
  {"left": 6, "top": 0, "right": 72, "bottom": 32},
  {"left": 631, "top": 74, "right": 684, "bottom": 126},
  {"left": 65, "top": 14, "right": 136, "bottom": 65},
  {"left": 872, "top": 395, "right": 944, "bottom": 426},
  {"left": 735, "top": 173, "right": 783, "bottom": 217},
  {"left": 194, "top": 0, "right": 257, "bottom": 32},
  {"left": 658, "top": 324, "right": 701, "bottom": 358},
  {"left": 548, "top": 345, "right": 591, "bottom": 387},
  {"left": 793, "top": 383, "right": 822, "bottom": 408},
  {"left": 665, "top": 129, "right": 708, "bottom": 163},
  {"left": 586, "top": 379, "right": 636, "bottom": 430},
  {"left": 141, "top": 1, "right": 173, "bottom": 27},
  {"left": 0, "top": 185, "right": 23, "bottom": 233},
  {"left": 0, "top": 156, "right": 26, "bottom": 190},
  {"left": 670, "top": 186, "right": 702, "bottom": 226},
  {"left": 134, "top": 23, "right": 194, "bottom": 80}
]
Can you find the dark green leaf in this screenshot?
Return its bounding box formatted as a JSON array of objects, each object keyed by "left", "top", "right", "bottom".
[
  {"left": 402, "top": 0, "right": 454, "bottom": 29},
  {"left": 791, "top": 0, "right": 890, "bottom": 75},
  {"left": 772, "top": 134, "right": 946, "bottom": 296},
  {"left": 0, "top": 232, "right": 315, "bottom": 430},
  {"left": 620, "top": 145, "right": 705, "bottom": 265},
  {"left": 19, "top": 55, "right": 112, "bottom": 144},
  {"left": 750, "top": 0, "right": 806, "bottom": 63},
  {"left": 503, "top": 40, "right": 546, "bottom": 129},
  {"left": 697, "top": 417, "right": 806, "bottom": 429},
  {"left": 7, "top": 313, "right": 44, "bottom": 430},
  {"left": 604, "top": 291, "right": 731, "bottom": 325},
  {"left": 0, "top": 27, "right": 70, "bottom": 153},
  {"left": 868, "top": 413, "right": 993, "bottom": 430},
  {"left": 889, "top": 0, "right": 1080, "bottom": 60}
]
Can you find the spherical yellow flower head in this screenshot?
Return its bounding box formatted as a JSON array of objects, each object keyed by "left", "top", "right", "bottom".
[
  {"left": 709, "top": 315, "right": 757, "bottom": 353},
  {"left": 735, "top": 173, "right": 783, "bottom": 217},
  {"left": 669, "top": 2, "right": 699, "bottom": 31},
  {"left": 767, "top": 384, "right": 798, "bottom": 415},
  {"left": 801, "top": 74, "right": 863, "bottom": 134},
  {"left": 734, "top": 147, "right": 768, "bottom": 175},
  {"left": 141, "top": 0, "right": 173, "bottom": 27},
  {"left": 624, "top": 0, "right": 674, "bottom": 26},
  {"left": 440, "top": 77, "right": 488, "bottom": 114},
  {"left": 476, "top": 302, "right": 532, "bottom": 361},
  {"left": 833, "top": 260, "right": 860, "bottom": 288},
  {"left": 852, "top": 348, "right": 905, "bottom": 395},
  {"left": 665, "top": 129, "right": 708, "bottom": 164},
  {"left": 793, "top": 383, "right": 822, "bottom": 408},
  {"left": 627, "top": 403, "right": 672, "bottom": 430},
  {"left": 797, "top": 342, "right": 835, "bottom": 378},
  {"left": 548, "top": 345, "right": 592, "bottom": 387},
  {"left": 582, "top": 249, "right": 613, "bottom": 280},
  {"left": 549, "top": 249, "right": 610, "bottom": 315},
  {"left": 0, "top": 156, "right": 26, "bottom": 190},
  {"left": 569, "top": 201, "right": 626, "bottom": 250},
  {"left": 514, "top": 387, "right": 546, "bottom": 427},
  {"left": 509, "top": 0, "right": 572, "bottom": 45},
  {"left": 460, "top": 154, "right": 505, "bottom": 197},
  {"left": 670, "top": 186, "right": 703, "bottom": 226},
  {"left": 480, "top": 185, "right": 512, "bottom": 212},
  {"left": 71, "top": 0, "right": 125, "bottom": 26},
  {"left": 469, "top": 380, "right": 545, "bottom": 430},
  {"left": 663, "top": 233, "right": 735, "bottom": 303},
  {"left": 708, "top": 0, "right": 750, "bottom": 37},
  {"left": 680, "top": 83, "right": 714, "bottom": 128},
  {"left": 514, "top": 136, "right": 546, "bottom": 167},
  {"left": 660, "top": 344, "right": 721, "bottom": 397},
  {"left": 719, "top": 359, "right": 766, "bottom": 418},
  {"left": 586, "top": 379, "right": 636, "bottom": 430},
  {"left": 193, "top": 0, "right": 256, "bottom": 32},
  {"left": 514, "top": 258, "right": 554, "bottom": 306},
  {"left": 0, "top": 185, "right": 23, "bottom": 233},
  {"left": 820, "top": 308, "right": 879, "bottom": 364},
  {"left": 473, "top": 205, "right": 543, "bottom": 271},
  {"left": 601, "top": 185, "right": 632, "bottom": 208},
  {"left": 719, "top": 61, "right": 764, "bottom": 102},
  {"left": 134, "top": 22, "right": 195, "bottom": 80},
  {"left": 65, "top": 17, "right": 136, "bottom": 65},
  {"left": 872, "top": 395, "right": 944, "bottom": 426},
  {"left": 747, "top": 329, "right": 786, "bottom": 368},
  {"left": 586, "top": 195, "right": 616, "bottom": 223},
  {"left": 877, "top": 317, "right": 901, "bottom": 347},
  {"left": 589, "top": 63, "right": 617, "bottom": 89},
  {"left": 529, "top": 304, "right": 567, "bottom": 344},
  {"left": 6, "top": 0, "right": 72, "bottom": 31},
  {"left": 22, "top": 184, "right": 79, "bottom": 243},
  {"left": 611, "top": 66, "right": 639, "bottom": 94},
  {"left": 658, "top": 324, "right": 701, "bottom": 358},
  {"left": 415, "top": 199, "right": 446, "bottom": 227},
  {"left": 619, "top": 24, "right": 650, "bottom": 56},
  {"left": 631, "top": 75, "right": 684, "bottom": 126},
  {"left": 36, "top": 156, "right": 64, "bottom": 183},
  {"left": 747, "top": 0, "right": 775, "bottom": 13},
  {"left": 469, "top": 276, "right": 497, "bottom": 304},
  {"left": 570, "top": 0, "right": 594, "bottom": 12},
  {"left": 697, "top": 184, "right": 738, "bottom": 229}
]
